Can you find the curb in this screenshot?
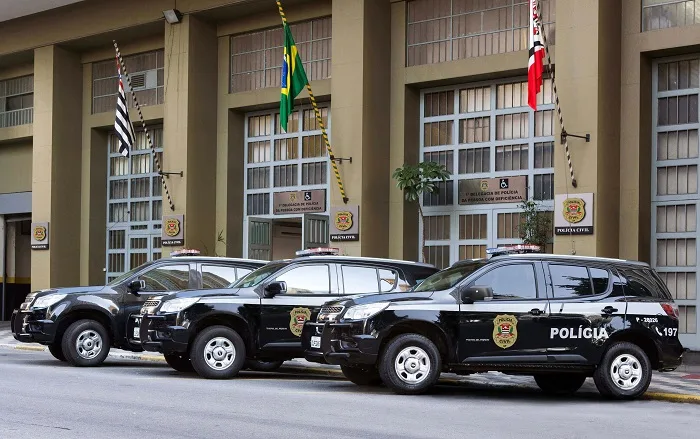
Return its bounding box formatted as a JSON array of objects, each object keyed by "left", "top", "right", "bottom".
[{"left": 643, "top": 392, "right": 700, "bottom": 404}]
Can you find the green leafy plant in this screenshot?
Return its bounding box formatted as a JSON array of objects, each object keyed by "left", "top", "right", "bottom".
[
  {"left": 392, "top": 162, "right": 450, "bottom": 262},
  {"left": 517, "top": 200, "right": 552, "bottom": 251}
]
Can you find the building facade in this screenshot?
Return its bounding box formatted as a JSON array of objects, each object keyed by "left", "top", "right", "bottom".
[{"left": 0, "top": 0, "right": 698, "bottom": 349}]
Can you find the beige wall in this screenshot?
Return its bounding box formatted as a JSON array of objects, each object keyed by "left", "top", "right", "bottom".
[
  {"left": 31, "top": 45, "right": 83, "bottom": 289},
  {"left": 0, "top": 142, "right": 32, "bottom": 194},
  {"left": 5, "top": 0, "right": 700, "bottom": 294},
  {"left": 618, "top": 0, "right": 700, "bottom": 263}
]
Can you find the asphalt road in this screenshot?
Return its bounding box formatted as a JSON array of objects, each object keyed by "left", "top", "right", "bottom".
[{"left": 2, "top": 349, "right": 700, "bottom": 439}]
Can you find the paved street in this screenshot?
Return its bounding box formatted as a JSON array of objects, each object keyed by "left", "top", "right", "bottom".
[{"left": 1, "top": 348, "right": 700, "bottom": 439}]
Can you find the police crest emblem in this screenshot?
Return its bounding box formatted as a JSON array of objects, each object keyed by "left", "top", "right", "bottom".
[
  {"left": 562, "top": 197, "right": 586, "bottom": 224},
  {"left": 164, "top": 218, "right": 180, "bottom": 237},
  {"left": 289, "top": 307, "right": 311, "bottom": 337},
  {"left": 289, "top": 192, "right": 297, "bottom": 202},
  {"left": 334, "top": 211, "right": 353, "bottom": 231},
  {"left": 492, "top": 314, "right": 518, "bottom": 349},
  {"left": 33, "top": 225, "right": 46, "bottom": 242},
  {"left": 480, "top": 180, "right": 489, "bottom": 191}
]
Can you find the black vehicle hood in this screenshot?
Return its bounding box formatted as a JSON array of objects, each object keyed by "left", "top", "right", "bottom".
[
  {"left": 30, "top": 285, "right": 107, "bottom": 300},
  {"left": 325, "top": 291, "right": 434, "bottom": 308},
  {"left": 158, "top": 287, "right": 242, "bottom": 301}
]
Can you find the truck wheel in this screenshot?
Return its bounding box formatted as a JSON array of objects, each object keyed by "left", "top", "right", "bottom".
[
  {"left": 245, "top": 360, "right": 284, "bottom": 372},
  {"left": 341, "top": 365, "right": 383, "bottom": 386},
  {"left": 61, "top": 319, "right": 111, "bottom": 367},
  {"left": 533, "top": 373, "right": 586, "bottom": 395},
  {"left": 190, "top": 326, "right": 246, "bottom": 379},
  {"left": 164, "top": 353, "right": 194, "bottom": 373},
  {"left": 378, "top": 333, "right": 442, "bottom": 395},
  {"left": 48, "top": 343, "right": 66, "bottom": 362},
  {"left": 593, "top": 342, "right": 652, "bottom": 400}
]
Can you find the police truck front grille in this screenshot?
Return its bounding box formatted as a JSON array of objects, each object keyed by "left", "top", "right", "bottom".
[
  {"left": 143, "top": 299, "right": 161, "bottom": 308},
  {"left": 320, "top": 306, "right": 344, "bottom": 314}
]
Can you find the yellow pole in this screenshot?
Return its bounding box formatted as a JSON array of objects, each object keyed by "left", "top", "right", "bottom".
[{"left": 276, "top": 0, "right": 349, "bottom": 203}]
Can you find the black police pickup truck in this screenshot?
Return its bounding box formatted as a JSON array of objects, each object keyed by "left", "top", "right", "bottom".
[
  {"left": 136, "top": 248, "right": 438, "bottom": 378},
  {"left": 302, "top": 245, "right": 685, "bottom": 400},
  {"left": 11, "top": 251, "right": 267, "bottom": 367}
]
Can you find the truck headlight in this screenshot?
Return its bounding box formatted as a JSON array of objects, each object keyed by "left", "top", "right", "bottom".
[
  {"left": 32, "top": 294, "right": 67, "bottom": 309},
  {"left": 159, "top": 298, "right": 199, "bottom": 313},
  {"left": 343, "top": 302, "right": 390, "bottom": 321}
]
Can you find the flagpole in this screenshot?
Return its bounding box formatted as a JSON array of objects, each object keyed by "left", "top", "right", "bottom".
[
  {"left": 276, "top": 1, "right": 349, "bottom": 204},
  {"left": 113, "top": 41, "right": 176, "bottom": 211},
  {"left": 533, "top": 2, "right": 577, "bottom": 189}
]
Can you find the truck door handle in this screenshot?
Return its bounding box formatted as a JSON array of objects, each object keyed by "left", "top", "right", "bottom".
[
  {"left": 601, "top": 306, "right": 618, "bottom": 315},
  {"left": 529, "top": 308, "right": 543, "bottom": 316}
]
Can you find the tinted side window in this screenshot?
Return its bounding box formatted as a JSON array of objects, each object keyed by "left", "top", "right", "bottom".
[
  {"left": 342, "top": 266, "right": 379, "bottom": 294},
  {"left": 550, "top": 264, "right": 592, "bottom": 298},
  {"left": 202, "top": 265, "right": 238, "bottom": 288},
  {"left": 275, "top": 265, "right": 330, "bottom": 295},
  {"left": 379, "top": 268, "right": 399, "bottom": 292},
  {"left": 590, "top": 268, "right": 610, "bottom": 295},
  {"left": 471, "top": 263, "right": 538, "bottom": 300},
  {"left": 621, "top": 268, "right": 667, "bottom": 299},
  {"left": 141, "top": 264, "right": 190, "bottom": 292}
]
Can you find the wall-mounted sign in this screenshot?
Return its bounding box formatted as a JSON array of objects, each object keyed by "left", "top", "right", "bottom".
[
  {"left": 162, "top": 214, "right": 184, "bottom": 246},
  {"left": 273, "top": 189, "right": 326, "bottom": 215},
  {"left": 458, "top": 176, "right": 527, "bottom": 205},
  {"left": 31, "top": 222, "right": 49, "bottom": 250},
  {"left": 554, "top": 193, "right": 594, "bottom": 235},
  {"left": 330, "top": 204, "right": 359, "bottom": 241}
]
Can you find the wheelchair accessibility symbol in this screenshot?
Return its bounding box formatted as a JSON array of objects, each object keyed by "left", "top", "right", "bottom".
[{"left": 499, "top": 178, "right": 509, "bottom": 189}]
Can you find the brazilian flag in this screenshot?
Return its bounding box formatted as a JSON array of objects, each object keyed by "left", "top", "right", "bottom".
[{"left": 280, "top": 22, "right": 309, "bottom": 132}]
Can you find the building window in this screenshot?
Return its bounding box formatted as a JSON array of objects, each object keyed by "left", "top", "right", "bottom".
[
  {"left": 652, "top": 55, "right": 700, "bottom": 343},
  {"left": 420, "top": 78, "right": 555, "bottom": 269},
  {"left": 406, "top": 0, "right": 556, "bottom": 67},
  {"left": 106, "top": 126, "right": 164, "bottom": 282},
  {"left": 244, "top": 105, "right": 330, "bottom": 217},
  {"left": 642, "top": 0, "right": 700, "bottom": 31},
  {"left": 0, "top": 75, "right": 33, "bottom": 128},
  {"left": 92, "top": 50, "right": 164, "bottom": 114},
  {"left": 230, "top": 16, "right": 332, "bottom": 93}
]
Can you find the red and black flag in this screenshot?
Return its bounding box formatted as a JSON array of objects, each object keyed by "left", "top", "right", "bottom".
[{"left": 528, "top": 0, "right": 545, "bottom": 110}]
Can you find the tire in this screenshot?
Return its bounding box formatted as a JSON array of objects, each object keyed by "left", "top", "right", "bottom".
[
  {"left": 245, "top": 360, "right": 284, "bottom": 372},
  {"left": 533, "top": 373, "right": 586, "bottom": 395},
  {"left": 48, "top": 343, "right": 66, "bottom": 362},
  {"left": 61, "top": 319, "right": 111, "bottom": 367},
  {"left": 164, "top": 353, "right": 194, "bottom": 373},
  {"left": 593, "top": 341, "right": 652, "bottom": 400},
  {"left": 341, "top": 365, "right": 383, "bottom": 387},
  {"left": 190, "top": 326, "right": 246, "bottom": 379},
  {"left": 378, "top": 333, "right": 442, "bottom": 395}
]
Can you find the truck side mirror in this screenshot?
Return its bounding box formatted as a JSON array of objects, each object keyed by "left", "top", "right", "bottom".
[
  {"left": 459, "top": 285, "right": 493, "bottom": 304},
  {"left": 128, "top": 279, "right": 146, "bottom": 294},
  {"left": 264, "top": 281, "right": 287, "bottom": 298}
]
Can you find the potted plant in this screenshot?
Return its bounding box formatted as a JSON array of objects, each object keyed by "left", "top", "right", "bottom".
[{"left": 516, "top": 199, "right": 552, "bottom": 251}]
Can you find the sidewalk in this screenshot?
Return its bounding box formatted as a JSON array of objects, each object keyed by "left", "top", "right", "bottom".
[{"left": 2, "top": 321, "right": 700, "bottom": 403}]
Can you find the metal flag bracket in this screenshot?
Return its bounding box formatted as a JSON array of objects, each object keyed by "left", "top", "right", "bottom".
[
  {"left": 332, "top": 157, "right": 352, "bottom": 164},
  {"left": 560, "top": 130, "right": 590, "bottom": 145},
  {"left": 159, "top": 170, "right": 184, "bottom": 178}
]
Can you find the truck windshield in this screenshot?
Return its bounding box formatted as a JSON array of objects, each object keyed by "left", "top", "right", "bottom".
[
  {"left": 413, "top": 261, "right": 487, "bottom": 292},
  {"left": 230, "top": 262, "right": 289, "bottom": 288},
  {"left": 106, "top": 261, "right": 155, "bottom": 287}
]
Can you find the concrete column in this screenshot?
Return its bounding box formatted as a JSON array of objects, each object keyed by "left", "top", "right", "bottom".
[
  {"left": 31, "top": 45, "right": 83, "bottom": 289},
  {"left": 552, "top": 0, "right": 622, "bottom": 258},
  {"left": 388, "top": 0, "right": 420, "bottom": 262},
  {"left": 330, "top": 0, "right": 391, "bottom": 258},
  {"left": 162, "top": 16, "right": 218, "bottom": 256},
  {"left": 0, "top": 215, "right": 5, "bottom": 320}
]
